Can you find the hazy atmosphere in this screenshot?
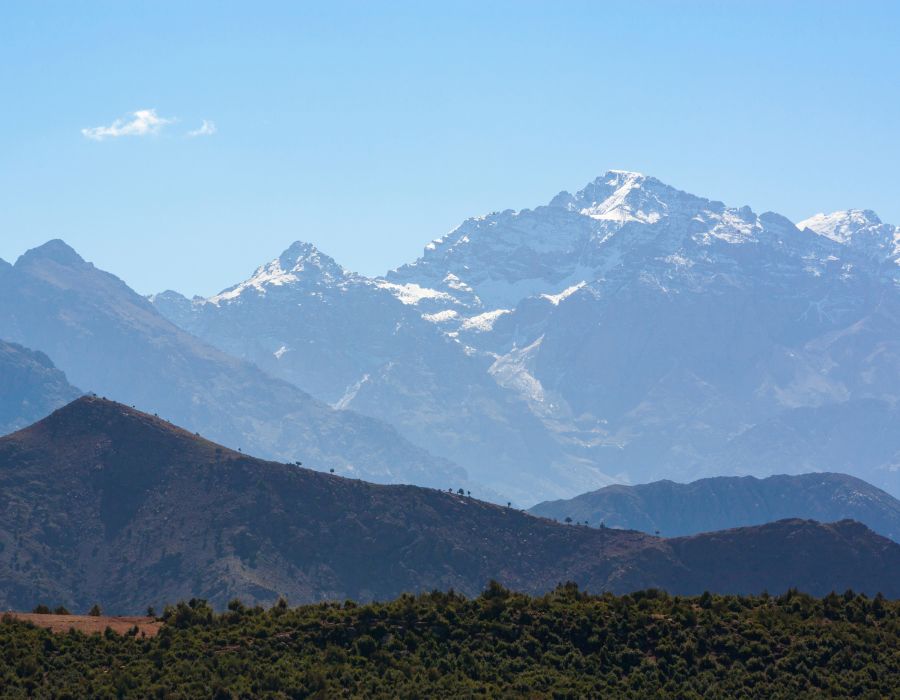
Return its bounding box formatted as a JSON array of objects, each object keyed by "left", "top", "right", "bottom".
[
  {"left": 2, "top": 3, "right": 900, "bottom": 695},
  {"left": 2, "top": 1, "right": 899, "bottom": 295}
]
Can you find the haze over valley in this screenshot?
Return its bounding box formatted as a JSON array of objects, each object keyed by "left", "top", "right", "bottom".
[{"left": 2, "top": 4, "right": 899, "bottom": 694}]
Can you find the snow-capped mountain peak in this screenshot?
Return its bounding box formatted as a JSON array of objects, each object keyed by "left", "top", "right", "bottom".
[
  {"left": 797, "top": 210, "right": 883, "bottom": 243},
  {"left": 797, "top": 210, "right": 899, "bottom": 264},
  {"left": 387, "top": 170, "right": 766, "bottom": 311},
  {"left": 209, "top": 241, "right": 349, "bottom": 304},
  {"left": 551, "top": 170, "right": 713, "bottom": 226},
  {"left": 276, "top": 241, "right": 347, "bottom": 279},
  {"left": 147, "top": 169, "right": 900, "bottom": 504},
  {"left": 572, "top": 170, "right": 660, "bottom": 223}
]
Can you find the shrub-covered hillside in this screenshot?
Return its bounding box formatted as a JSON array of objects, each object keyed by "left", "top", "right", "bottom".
[{"left": 2, "top": 584, "right": 898, "bottom": 698}]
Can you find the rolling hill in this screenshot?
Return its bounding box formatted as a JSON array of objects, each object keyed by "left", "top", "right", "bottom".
[
  {"left": 1, "top": 397, "right": 898, "bottom": 613},
  {"left": 529, "top": 473, "right": 900, "bottom": 542}
]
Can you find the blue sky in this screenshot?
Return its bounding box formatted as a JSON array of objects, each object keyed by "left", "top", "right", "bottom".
[{"left": 1, "top": 1, "right": 898, "bottom": 296}]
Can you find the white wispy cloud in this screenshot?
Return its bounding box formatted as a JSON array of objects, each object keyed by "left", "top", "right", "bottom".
[
  {"left": 187, "top": 119, "right": 217, "bottom": 137},
  {"left": 81, "top": 109, "right": 174, "bottom": 141}
]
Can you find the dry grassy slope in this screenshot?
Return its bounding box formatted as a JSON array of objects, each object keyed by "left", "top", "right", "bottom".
[
  {"left": 1, "top": 397, "right": 898, "bottom": 614},
  {"left": 6, "top": 613, "right": 161, "bottom": 637}
]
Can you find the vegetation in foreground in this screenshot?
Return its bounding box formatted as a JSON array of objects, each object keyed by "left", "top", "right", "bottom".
[{"left": 1, "top": 584, "right": 898, "bottom": 699}]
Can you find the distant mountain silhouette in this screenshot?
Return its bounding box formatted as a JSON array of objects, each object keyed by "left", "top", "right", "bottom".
[
  {"left": 0, "top": 339, "right": 81, "bottom": 436},
  {"left": 1, "top": 397, "right": 898, "bottom": 613},
  {"left": 529, "top": 473, "right": 900, "bottom": 541}
]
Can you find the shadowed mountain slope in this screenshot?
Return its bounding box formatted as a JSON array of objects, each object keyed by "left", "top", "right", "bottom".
[
  {"left": 1, "top": 398, "right": 898, "bottom": 613},
  {"left": 0, "top": 339, "right": 81, "bottom": 436}
]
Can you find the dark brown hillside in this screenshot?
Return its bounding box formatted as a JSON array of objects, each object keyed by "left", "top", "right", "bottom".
[
  {"left": 1, "top": 397, "right": 899, "bottom": 613},
  {"left": 664, "top": 518, "right": 900, "bottom": 596}
]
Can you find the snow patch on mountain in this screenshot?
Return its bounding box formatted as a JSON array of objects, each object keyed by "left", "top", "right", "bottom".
[
  {"left": 210, "top": 259, "right": 296, "bottom": 302},
  {"left": 705, "top": 209, "right": 761, "bottom": 244},
  {"left": 375, "top": 281, "right": 457, "bottom": 305},
  {"left": 541, "top": 281, "right": 586, "bottom": 306},
  {"left": 333, "top": 373, "right": 371, "bottom": 410},
  {"left": 577, "top": 171, "right": 664, "bottom": 223},
  {"left": 798, "top": 210, "right": 883, "bottom": 244},
  {"left": 422, "top": 309, "right": 459, "bottom": 324},
  {"left": 461, "top": 309, "right": 511, "bottom": 332},
  {"left": 489, "top": 337, "right": 548, "bottom": 407}
]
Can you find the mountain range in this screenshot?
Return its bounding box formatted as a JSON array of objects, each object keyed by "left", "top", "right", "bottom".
[
  {"left": 529, "top": 473, "right": 900, "bottom": 542},
  {"left": 150, "top": 170, "right": 900, "bottom": 503},
  {"left": 151, "top": 243, "right": 604, "bottom": 504},
  {"left": 2, "top": 397, "right": 898, "bottom": 613},
  {"left": 0, "top": 241, "right": 475, "bottom": 493}
]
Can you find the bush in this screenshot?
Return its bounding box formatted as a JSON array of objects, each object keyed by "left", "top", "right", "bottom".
[{"left": 2, "top": 589, "right": 898, "bottom": 696}]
